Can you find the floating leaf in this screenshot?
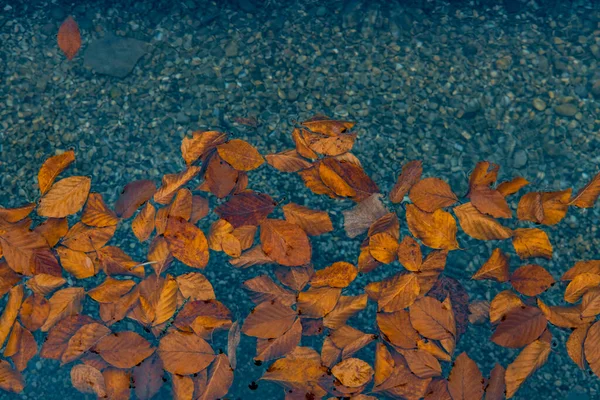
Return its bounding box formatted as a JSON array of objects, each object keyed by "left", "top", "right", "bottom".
[
  {"left": 57, "top": 247, "right": 96, "bottom": 279},
  {"left": 406, "top": 204, "right": 459, "bottom": 250},
  {"left": 332, "top": 358, "right": 373, "bottom": 388},
  {"left": 453, "top": 202, "right": 512, "bottom": 241},
  {"left": 505, "top": 339, "right": 551, "bottom": 398},
  {"left": 181, "top": 130, "right": 228, "bottom": 165},
  {"left": 569, "top": 171, "right": 600, "bottom": 208},
  {"left": 512, "top": 228, "right": 552, "bottom": 259},
  {"left": 256, "top": 318, "right": 302, "bottom": 362},
  {"left": 131, "top": 202, "right": 156, "bottom": 242},
  {"left": 217, "top": 139, "right": 264, "bottom": 171},
  {"left": 470, "top": 185, "right": 512, "bottom": 218},
  {"left": 265, "top": 149, "right": 311, "bottom": 172},
  {"left": 215, "top": 191, "right": 275, "bottom": 227},
  {"left": 0, "top": 360, "right": 24, "bottom": 393},
  {"left": 472, "top": 248, "right": 509, "bottom": 282},
  {"left": 158, "top": 331, "right": 215, "bottom": 375},
  {"left": 260, "top": 219, "right": 311, "bottom": 267},
  {"left": 114, "top": 180, "right": 156, "bottom": 219},
  {"left": 19, "top": 293, "right": 50, "bottom": 331},
  {"left": 342, "top": 193, "right": 388, "bottom": 238},
  {"left": 94, "top": 331, "right": 154, "bottom": 368},
  {"left": 41, "top": 287, "right": 85, "bottom": 332},
  {"left": 164, "top": 217, "right": 209, "bottom": 269},
  {"left": 378, "top": 273, "right": 420, "bottom": 312},
  {"left": 409, "top": 296, "right": 455, "bottom": 340},
  {"left": 491, "top": 306, "right": 547, "bottom": 348},
  {"left": 447, "top": 352, "right": 484, "bottom": 400},
  {"left": 242, "top": 301, "right": 297, "bottom": 339},
  {"left": 564, "top": 273, "right": 600, "bottom": 303},
  {"left": 38, "top": 150, "right": 76, "bottom": 195},
  {"left": 282, "top": 203, "right": 333, "bottom": 236},
  {"left": 390, "top": 160, "right": 423, "bottom": 203},
  {"left": 70, "top": 364, "right": 106, "bottom": 397},
  {"left": 38, "top": 176, "right": 91, "bottom": 218},
  {"left": 198, "top": 353, "right": 234, "bottom": 400},
  {"left": 81, "top": 193, "right": 119, "bottom": 227},
  {"left": 57, "top": 16, "right": 81, "bottom": 60},
  {"left": 409, "top": 177, "right": 457, "bottom": 212},
  {"left": 510, "top": 264, "right": 555, "bottom": 296},
  {"left": 0, "top": 285, "right": 24, "bottom": 349}
]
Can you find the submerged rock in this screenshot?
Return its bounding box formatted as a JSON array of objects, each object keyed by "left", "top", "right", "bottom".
[
  {"left": 554, "top": 103, "right": 578, "bottom": 117},
  {"left": 83, "top": 34, "right": 149, "bottom": 78}
]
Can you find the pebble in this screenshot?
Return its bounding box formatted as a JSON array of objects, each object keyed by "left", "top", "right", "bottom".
[
  {"left": 532, "top": 98, "right": 546, "bottom": 111},
  {"left": 225, "top": 40, "right": 239, "bottom": 57},
  {"left": 554, "top": 103, "right": 578, "bottom": 117},
  {"left": 513, "top": 150, "right": 528, "bottom": 168},
  {"left": 316, "top": 6, "right": 327, "bottom": 17}
]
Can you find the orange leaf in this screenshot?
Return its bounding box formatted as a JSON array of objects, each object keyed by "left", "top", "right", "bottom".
[
  {"left": 470, "top": 185, "right": 512, "bottom": 218},
  {"left": 114, "top": 180, "right": 156, "bottom": 219},
  {"left": 41, "top": 287, "right": 85, "bottom": 332},
  {"left": 491, "top": 306, "right": 547, "bottom": 348},
  {"left": 468, "top": 161, "right": 499, "bottom": 190},
  {"left": 497, "top": 176, "right": 530, "bottom": 197},
  {"left": 34, "top": 217, "right": 69, "bottom": 247},
  {"left": 369, "top": 232, "right": 399, "bottom": 264},
  {"left": 57, "top": 247, "right": 96, "bottom": 279},
  {"left": 282, "top": 203, "right": 333, "bottom": 236},
  {"left": 81, "top": 193, "right": 119, "bottom": 227},
  {"left": 265, "top": 149, "right": 311, "bottom": 172},
  {"left": 61, "top": 322, "right": 111, "bottom": 364},
  {"left": 147, "top": 236, "right": 173, "bottom": 276},
  {"left": 331, "top": 358, "right": 373, "bottom": 388},
  {"left": 38, "top": 150, "right": 76, "bottom": 195},
  {"left": 323, "top": 294, "right": 368, "bottom": 330},
  {"left": 453, "top": 202, "right": 513, "bottom": 241},
  {"left": 38, "top": 176, "right": 91, "bottom": 218},
  {"left": 569, "top": 170, "right": 600, "bottom": 208},
  {"left": 0, "top": 359, "right": 24, "bottom": 393},
  {"left": 176, "top": 272, "right": 216, "bottom": 301},
  {"left": 87, "top": 277, "right": 136, "bottom": 303},
  {"left": 242, "top": 300, "right": 297, "bottom": 338},
  {"left": 0, "top": 203, "right": 36, "bottom": 223},
  {"left": 309, "top": 261, "right": 357, "bottom": 288},
  {"left": 181, "top": 130, "right": 228, "bottom": 166},
  {"left": 70, "top": 364, "right": 107, "bottom": 397},
  {"left": 489, "top": 290, "right": 524, "bottom": 324},
  {"left": 485, "top": 363, "right": 506, "bottom": 400},
  {"left": 377, "top": 310, "right": 419, "bottom": 349},
  {"left": 409, "top": 177, "right": 457, "bottom": 212},
  {"left": 517, "top": 189, "right": 571, "bottom": 225},
  {"left": 562, "top": 260, "right": 600, "bottom": 281},
  {"left": 243, "top": 275, "right": 295, "bottom": 306},
  {"left": 447, "top": 352, "right": 484, "bottom": 400},
  {"left": 472, "top": 248, "right": 509, "bottom": 282},
  {"left": 409, "top": 296, "right": 456, "bottom": 340},
  {"left": 102, "top": 368, "right": 131, "bottom": 400},
  {"left": 511, "top": 228, "right": 552, "bottom": 259},
  {"left": 505, "top": 339, "right": 551, "bottom": 398},
  {"left": 215, "top": 191, "right": 275, "bottom": 228},
  {"left": 510, "top": 264, "right": 555, "bottom": 296},
  {"left": 197, "top": 353, "right": 234, "bottom": 400},
  {"left": 568, "top": 323, "right": 590, "bottom": 370},
  {"left": 133, "top": 354, "right": 164, "bottom": 399},
  {"left": 255, "top": 318, "right": 302, "bottom": 362},
  {"left": 201, "top": 153, "right": 238, "bottom": 198},
  {"left": 0, "top": 285, "right": 24, "bottom": 349},
  {"left": 342, "top": 193, "right": 388, "bottom": 238},
  {"left": 158, "top": 331, "right": 215, "bottom": 375},
  {"left": 397, "top": 236, "right": 422, "bottom": 272},
  {"left": 57, "top": 16, "right": 81, "bottom": 60},
  {"left": 26, "top": 273, "right": 66, "bottom": 296},
  {"left": 217, "top": 139, "right": 264, "bottom": 171},
  {"left": 154, "top": 167, "right": 201, "bottom": 205},
  {"left": 564, "top": 272, "right": 600, "bottom": 303},
  {"left": 406, "top": 204, "right": 459, "bottom": 250},
  {"left": 164, "top": 217, "right": 209, "bottom": 269},
  {"left": 260, "top": 219, "right": 311, "bottom": 267},
  {"left": 389, "top": 160, "right": 423, "bottom": 204},
  {"left": 94, "top": 331, "right": 154, "bottom": 368},
  {"left": 378, "top": 273, "right": 420, "bottom": 312},
  {"left": 537, "top": 298, "right": 593, "bottom": 328},
  {"left": 398, "top": 349, "right": 441, "bottom": 378},
  {"left": 297, "top": 287, "right": 341, "bottom": 318},
  {"left": 62, "top": 222, "right": 116, "bottom": 252},
  {"left": 19, "top": 293, "right": 50, "bottom": 331},
  {"left": 131, "top": 202, "right": 156, "bottom": 242},
  {"left": 5, "top": 322, "right": 37, "bottom": 371}
]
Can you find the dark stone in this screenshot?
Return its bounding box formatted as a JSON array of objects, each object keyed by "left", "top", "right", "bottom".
[
  {"left": 236, "top": 0, "right": 256, "bottom": 13},
  {"left": 50, "top": 6, "right": 66, "bottom": 20},
  {"left": 462, "top": 43, "right": 478, "bottom": 57},
  {"left": 84, "top": 34, "right": 149, "bottom": 78},
  {"left": 503, "top": 0, "right": 521, "bottom": 14}
]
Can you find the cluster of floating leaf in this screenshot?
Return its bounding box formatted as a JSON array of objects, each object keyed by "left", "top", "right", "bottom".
[{"left": 0, "top": 115, "right": 599, "bottom": 399}]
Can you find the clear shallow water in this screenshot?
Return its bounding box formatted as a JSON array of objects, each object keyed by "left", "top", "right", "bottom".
[{"left": 1, "top": 0, "right": 600, "bottom": 399}]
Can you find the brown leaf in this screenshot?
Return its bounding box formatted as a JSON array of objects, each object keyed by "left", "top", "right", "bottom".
[
  {"left": 297, "top": 287, "right": 341, "bottom": 318},
  {"left": 569, "top": 171, "right": 600, "bottom": 208},
  {"left": 242, "top": 300, "right": 297, "bottom": 338},
  {"left": 34, "top": 217, "right": 69, "bottom": 247},
  {"left": 470, "top": 185, "right": 512, "bottom": 218},
  {"left": 102, "top": 368, "right": 131, "bottom": 400},
  {"left": 158, "top": 331, "right": 215, "bottom": 375},
  {"left": 70, "top": 364, "right": 106, "bottom": 398},
  {"left": 265, "top": 149, "right": 312, "bottom": 172},
  {"left": 133, "top": 354, "right": 164, "bottom": 400},
  {"left": 399, "top": 349, "right": 442, "bottom": 378},
  {"left": 567, "top": 324, "right": 590, "bottom": 370},
  {"left": 57, "top": 247, "right": 96, "bottom": 279},
  {"left": 260, "top": 219, "right": 311, "bottom": 267},
  {"left": 19, "top": 293, "right": 50, "bottom": 331},
  {"left": 468, "top": 300, "right": 490, "bottom": 325},
  {"left": 409, "top": 177, "right": 458, "bottom": 212},
  {"left": 229, "top": 245, "right": 273, "bottom": 268},
  {"left": 409, "top": 296, "right": 456, "bottom": 340},
  {"left": 390, "top": 160, "right": 423, "bottom": 203},
  {"left": 154, "top": 167, "right": 201, "bottom": 204},
  {"left": 26, "top": 273, "right": 66, "bottom": 296},
  {"left": 582, "top": 288, "right": 600, "bottom": 318},
  {"left": 256, "top": 318, "right": 302, "bottom": 362},
  {"left": 217, "top": 139, "right": 264, "bottom": 171},
  {"left": 181, "top": 130, "right": 228, "bottom": 166},
  {"left": 57, "top": 16, "right": 81, "bottom": 60},
  {"left": 282, "top": 203, "right": 333, "bottom": 236},
  {"left": 512, "top": 228, "right": 553, "bottom": 259},
  {"left": 94, "top": 331, "right": 155, "bottom": 368},
  {"left": 489, "top": 290, "right": 524, "bottom": 324},
  {"left": 215, "top": 191, "right": 275, "bottom": 228},
  {"left": 485, "top": 363, "right": 506, "bottom": 400},
  {"left": 81, "top": 193, "right": 119, "bottom": 227},
  {"left": 562, "top": 260, "right": 600, "bottom": 281},
  {"left": 114, "top": 180, "right": 156, "bottom": 219},
  {"left": 88, "top": 277, "right": 136, "bottom": 303},
  {"left": 227, "top": 321, "right": 241, "bottom": 370},
  {"left": 517, "top": 189, "right": 571, "bottom": 225},
  {"left": 190, "top": 195, "right": 209, "bottom": 223},
  {"left": 377, "top": 310, "right": 419, "bottom": 349},
  {"left": 505, "top": 339, "right": 551, "bottom": 398},
  {"left": 537, "top": 299, "right": 593, "bottom": 328},
  {"left": 98, "top": 246, "right": 144, "bottom": 278},
  {"left": 323, "top": 294, "right": 368, "bottom": 331},
  {"left": 369, "top": 232, "right": 399, "bottom": 264},
  {"left": 147, "top": 236, "right": 173, "bottom": 276},
  {"left": 309, "top": 262, "right": 357, "bottom": 289},
  {"left": 468, "top": 161, "right": 500, "bottom": 190},
  {"left": 378, "top": 273, "right": 420, "bottom": 312},
  {"left": 564, "top": 272, "right": 600, "bottom": 303},
  {"left": 176, "top": 272, "right": 215, "bottom": 301},
  {"left": 0, "top": 224, "right": 48, "bottom": 275},
  {"left": 244, "top": 275, "right": 295, "bottom": 306},
  {"left": 41, "top": 287, "right": 85, "bottom": 331},
  {"left": 5, "top": 322, "right": 37, "bottom": 371},
  {"left": 331, "top": 358, "right": 373, "bottom": 388},
  {"left": 320, "top": 158, "right": 379, "bottom": 201},
  {"left": 397, "top": 236, "right": 422, "bottom": 272},
  {"left": 406, "top": 204, "right": 459, "bottom": 250},
  {"left": 38, "top": 176, "right": 91, "bottom": 218},
  {"left": 132, "top": 202, "right": 156, "bottom": 242},
  {"left": 61, "top": 322, "right": 111, "bottom": 364},
  {"left": 202, "top": 153, "right": 239, "bottom": 198},
  {"left": 61, "top": 222, "right": 116, "bottom": 252},
  {"left": 0, "top": 261, "right": 21, "bottom": 297},
  {"left": 495, "top": 176, "right": 529, "bottom": 198},
  {"left": 275, "top": 265, "right": 314, "bottom": 291},
  {"left": 453, "top": 202, "right": 513, "bottom": 241},
  {"left": 342, "top": 193, "right": 388, "bottom": 238},
  {"left": 261, "top": 346, "right": 327, "bottom": 389},
  {"left": 198, "top": 353, "right": 234, "bottom": 400},
  {"left": 0, "top": 203, "right": 36, "bottom": 223},
  {"left": 472, "top": 248, "right": 509, "bottom": 282},
  {"left": 447, "top": 352, "right": 484, "bottom": 400},
  {"left": 164, "top": 217, "right": 209, "bottom": 269},
  {"left": 38, "top": 150, "right": 76, "bottom": 195},
  {"left": 0, "top": 359, "right": 24, "bottom": 393},
  {"left": 510, "top": 264, "right": 555, "bottom": 296},
  {"left": 40, "top": 315, "right": 94, "bottom": 359},
  {"left": 491, "top": 306, "right": 547, "bottom": 348}
]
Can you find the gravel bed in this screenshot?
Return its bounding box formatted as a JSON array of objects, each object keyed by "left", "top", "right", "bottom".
[{"left": 1, "top": 0, "right": 600, "bottom": 399}]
